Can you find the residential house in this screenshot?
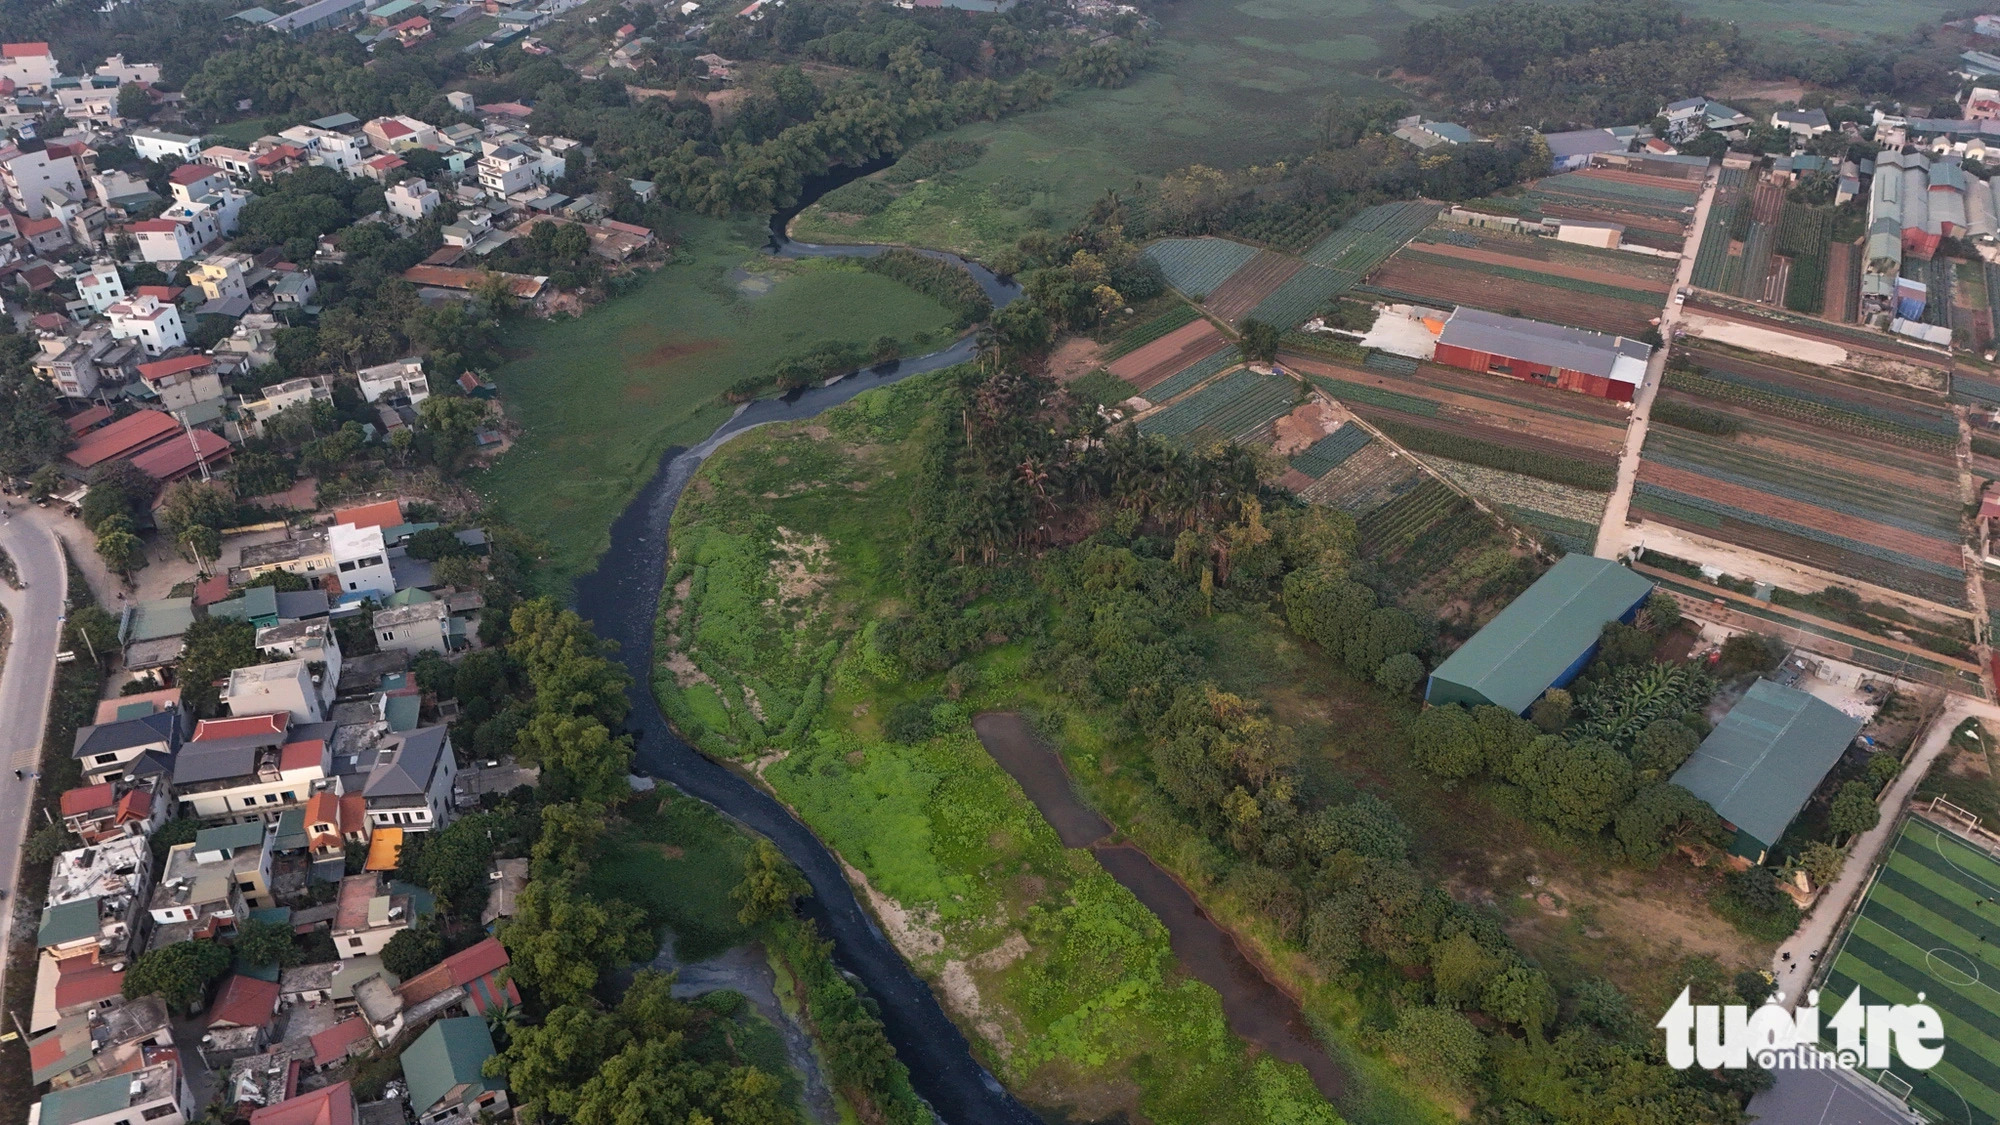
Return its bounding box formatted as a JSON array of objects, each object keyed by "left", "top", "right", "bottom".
[
  {"left": 207, "top": 973, "right": 281, "bottom": 1040},
  {"left": 327, "top": 956, "right": 405, "bottom": 1042},
  {"left": 199, "top": 144, "right": 257, "bottom": 181},
  {"left": 127, "top": 218, "right": 200, "bottom": 264},
  {"left": 27, "top": 997, "right": 174, "bottom": 1091},
  {"left": 38, "top": 835, "right": 153, "bottom": 966},
  {"left": 1968, "top": 86, "right": 2000, "bottom": 121},
  {"left": 31, "top": 957, "right": 127, "bottom": 1034},
  {"left": 363, "top": 115, "right": 437, "bottom": 153},
  {"left": 70, "top": 708, "right": 184, "bottom": 785},
  {"left": 373, "top": 600, "right": 451, "bottom": 655},
  {"left": 238, "top": 377, "right": 332, "bottom": 437},
  {"left": 481, "top": 858, "right": 527, "bottom": 929},
  {"left": 33, "top": 327, "right": 114, "bottom": 399},
  {"left": 330, "top": 522, "right": 396, "bottom": 598},
  {"left": 17, "top": 212, "right": 72, "bottom": 255},
  {"left": 331, "top": 874, "right": 414, "bottom": 958},
  {"left": 362, "top": 726, "right": 457, "bottom": 833},
  {"left": 74, "top": 263, "right": 124, "bottom": 313},
  {"left": 402, "top": 1018, "right": 508, "bottom": 1125},
  {"left": 172, "top": 712, "right": 338, "bottom": 823},
  {"left": 190, "top": 252, "right": 253, "bottom": 308},
  {"left": 105, "top": 293, "right": 187, "bottom": 356},
  {"left": 278, "top": 124, "right": 371, "bottom": 174},
  {"left": 250, "top": 1082, "right": 358, "bottom": 1125},
  {"left": 0, "top": 42, "right": 59, "bottom": 89},
  {"left": 118, "top": 595, "right": 198, "bottom": 680},
  {"left": 264, "top": 0, "right": 368, "bottom": 36},
  {"left": 147, "top": 823, "right": 275, "bottom": 944},
  {"left": 303, "top": 788, "right": 369, "bottom": 877},
  {"left": 257, "top": 620, "right": 343, "bottom": 701},
  {"left": 234, "top": 529, "right": 335, "bottom": 585},
  {"left": 95, "top": 54, "right": 159, "bottom": 85},
  {"left": 355, "top": 358, "right": 430, "bottom": 405},
  {"left": 59, "top": 780, "right": 164, "bottom": 845},
  {"left": 386, "top": 178, "right": 439, "bottom": 220},
  {"left": 390, "top": 16, "right": 434, "bottom": 46},
  {"left": 92, "top": 168, "right": 157, "bottom": 212},
  {"left": 222, "top": 660, "right": 327, "bottom": 724},
  {"left": 1771, "top": 108, "right": 1831, "bottom": 137},
  {"left": 395, "top": 937, "right": 520, "bottom": 1022},
  {"left": 271, "top": 268, "right": 319, "bottom": 309},
  {"left": 29, "top": 1059, "right": 194, "bottom": 1125},
  {"left": 0, "top": 141, "right": 86, "bottom": 218},
  {"left": 1661, "top": 96, "right": 1750, "bottom": 141},
  {"left": 136, "top": 355, "right": 223, "bottom": 413},
  {"left": 130, "top": 129, "right": 202, "bottom": 163},
  {"left": 477, "top": 144, "right": 538, "bottom": 196}
]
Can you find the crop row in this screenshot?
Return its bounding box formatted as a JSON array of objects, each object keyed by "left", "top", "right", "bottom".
[
  {"left": 1103, "top": 302, "right": 1200, "bottom": 360},
  {"left": 1736, "top": 220, "right": 1776, "bottom": 300},
  {"left": 1663, "top": 371, "right": 1954, "bottom": 452},
  {"left": 1370, "top": 417, "right": 1616, "bottom": 490},
  {"left": 1690, "top": 200, "right": 1742, "bottom": 290},
  {"left": 1541, "top": 172, "right": 1699, "bottom": 207},
  {"left": 1632, "top": 483, "right": 1965, "bottom": 579},
  {"left": 1777, "top": 202, "right": 1835, "bottom": 257},
  {"left": 1427, "top": 456, "right": 1608, "bottom": 524},
  {"left": 1526, "top": 187, "right": 1688, "bottom": 223},
  {"left": 1144, "top": 237, "right": 1261, "bottom": 297},
  {"left": 1643, "top": 449, "right": 1960, "bottom": 543},
  {"left": 1672, "top": 365, "right": 1954, "bottom": 434},
  {"left": 1289, "top": 424, "right": 1373, "bottom": 477},
  {"left": 1227, "top": 207, "right": 1339, "bottom": 253},
  {"left": 1300, "top": 443, "right": 1422, "bottom": 514},
  {"left": 1279, "top": 331, "right": 1367, "bottom": 363},
  {"left": 1920, "top": 254, "right": 1954, "bottom": 330},
  {"left": 1365, "top": 352, "right": 1420, "bottom": 376},
  {"left": 1140, "top": 368, "right": 1298, "bottom": 445},
  {"left": 1309, "top": 374, "right": 1441, "bottom": 417},
  {"left": 1144, "top": 346, "right": 1241, "bottom": 403},
  {"left": 1395, "top": 249, "right": 1665, "bottom": 305},
  {"left": 1247, "top": 264, "right": 1353, "bottom": 329},
  {"left": 1644, "top": 426, "right": 1959, "bottom": 524},
  {"left": 1358, "top": 477, "right": 1462, "bottom": 554},
  {"left": 1303, "top": 201, "right": 1439, "bottom": 268}
]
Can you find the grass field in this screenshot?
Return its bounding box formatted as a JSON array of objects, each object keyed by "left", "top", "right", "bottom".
[
  {"left": 479, "top": 215, "right": 960, "bottom": 590},
  {"left": 1822, "top": 814, "right": 2000, "bottom": 1124},
  {"left": 587, "top": 789, "right": 760, "bottom": 963}
]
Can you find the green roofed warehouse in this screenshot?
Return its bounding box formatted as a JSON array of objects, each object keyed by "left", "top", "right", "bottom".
[
  {"left": 1671, "top": 678, "right": 1862, "bottom": 863},
  {"left": 1423, "top": 555, "right": 1654, "bottom": 714}
]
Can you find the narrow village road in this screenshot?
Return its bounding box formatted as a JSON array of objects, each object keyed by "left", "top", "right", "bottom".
[
  {"left": 0, "top": 506, "right": 70, "bottom": 997},
  {"left": 1773, "top": 698, "right": 2000, "bottom": 1010},
  {"left": 1594, "top": 167, "right": 1719, "bottom": 558}
]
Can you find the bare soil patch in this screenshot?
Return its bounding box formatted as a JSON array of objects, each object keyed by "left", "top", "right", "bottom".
[
  {"left": 1203, "top": 250, "right": 1304, "bottom": 324},
  {"left": 638, "top": 337, "right": 728, "bottom": 368},
  {"left": 1048, "top": 337, "right": 1103, "bottom": 384},
  {"left": 1106, "top": 320, "right": 1230, "bottom": 390}
]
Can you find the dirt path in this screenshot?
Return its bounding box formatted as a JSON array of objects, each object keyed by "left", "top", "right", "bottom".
[
  {"left": 1596, "top": 164, "right": 1718, "bottom": 558},
  {"left": 969, "top": 712, "right": 1347, "bottom": 1103}
]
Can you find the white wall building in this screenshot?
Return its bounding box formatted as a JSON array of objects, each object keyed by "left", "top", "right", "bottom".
[
  {"left": 105, "top": 294, "right": 186, "bottom": 355},
  {"left": 129, "top": 217, "right": 199, "bottom": 263},
  {"left": 355, "top": 358, "right": 430, "bottom": 405},
  {"left": 279, "top": 124, "right": 372, "bottom": 174},
  {"left": 374, "top": 601, "right": 449, "bottom": 655},
  {"left": 385, "top": 178, "right": 439, "bottom": 220},
  {"left": 129, "top": 129, "right": 203, "bottom": 164},
  {"left": 191, "top": 254, "right": 251, "bottom": 305},
  {"left": 222, "top": 660, "right": 325, "bottom": 724},
  {"left": 0, "top": 42, "right": 59, "bottom": 89},
  {"left": 477, "top": 146, "right": 539, "bottom": 197},
  {"left": 0, "top": 144, "right": 86, "bottom": 219},
  {"left": 330, "top": 523, "right": 395, "bottom": 598},
  {"left": 96, "top": 54, "right": 160, "bottom": 86},
  {"left": 75, "top": 263, "right": 125, "bottom": 313}
]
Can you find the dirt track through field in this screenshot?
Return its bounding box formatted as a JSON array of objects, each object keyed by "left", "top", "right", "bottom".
[
  {"left": 1107, "top": 319, "right": 1231, "bottom": 391},
  {"left": 969, "top": 712, "right": 1347, "bottom": 1104},
  {"left": 1824, "top": 241, "right": 1857, "bottom": 322}
]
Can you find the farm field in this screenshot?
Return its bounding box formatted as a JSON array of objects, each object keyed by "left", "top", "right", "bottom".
[
  {"left": 1146, "top": 236, "right": 1262, "bottom": 298},
  {"left": 1821, "top": 814, "right": 2000, "bottom": 1125},
  {"left": 1632, "top": 348, "right": 1969, "bottom": 610},
  {"left": 1362, "top": 256, "right": 1661, "bottom": 336},
  {"left": 1202, "top": 250, "right": 1303, "bottom": 324},
  {"left": 1136, "top": 367, "right": 1299, "bottom": 446},
  {"left": 1106, "top": 317, "right": 1234, "bottom": 392},
  {"left": 480, "top": 215, "right": 961, "bottom": 591}
]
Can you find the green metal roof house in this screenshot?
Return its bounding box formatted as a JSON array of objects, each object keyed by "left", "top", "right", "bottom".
[
  {"left": 1671, "top": 679, "right": 1863, "bottom": 863},
  {"left": 1424, "top": 555, "right": 1654, "bottom": 714},
  {"left": 403, "top": 1016, "right": 507, "bottom": 1120}
]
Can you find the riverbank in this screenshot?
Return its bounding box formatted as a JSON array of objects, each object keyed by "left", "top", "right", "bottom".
[{"left": 479, "top": 214, "right": 964, "bottom": 592}]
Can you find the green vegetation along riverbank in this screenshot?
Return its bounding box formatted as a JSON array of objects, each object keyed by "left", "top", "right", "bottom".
[{"left": 479, "top": 216, "right": 962, "bottom": 590}]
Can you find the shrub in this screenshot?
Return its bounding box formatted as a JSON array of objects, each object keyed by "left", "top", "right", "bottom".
[
  {"left": 883, "top": 698, "right": 937, "bottom": 743},
  {"left": 1713, "top": 865, "right": 1802, "bottom": 940},
  {"left": 1651, "top": 398, "right": 1741, "bottom": 435},
  {"left": 818, "top": 178, "right": 897, "bottom": 216},
  {"left": 861, "top": 249, "right": 992, "bottom": 326},
  {"left": 1376, "top": 651, "right": 1426, "bottom": 696}
]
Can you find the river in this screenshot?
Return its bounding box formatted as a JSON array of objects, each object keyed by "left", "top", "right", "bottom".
[{"left": 571, "top": 163, "right": 1340, "bottom": 1123}]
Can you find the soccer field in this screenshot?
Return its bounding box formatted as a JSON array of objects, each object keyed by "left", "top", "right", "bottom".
[{"left": 1821, "top": 814, "right": 2000, "bottom": 1124}]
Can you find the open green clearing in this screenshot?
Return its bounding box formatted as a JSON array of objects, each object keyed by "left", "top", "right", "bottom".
[
  {"left": 478, "top": 216, "right": 960, "bottom": 589},
  {"left": 587, "top": 790, "right": 758, "bottom": 963},
  {"left": 1822, "top": 814, "right": 2000, "bottom": 1124}
]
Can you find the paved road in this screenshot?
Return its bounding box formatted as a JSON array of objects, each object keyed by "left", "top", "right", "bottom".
[
  {"left": 1594, "top": 167, "right": 1719, "bottom": 558},
  {"left": 1774, "top": 698, "right": 2000, "bottom": 1008},
  {"left": 0, "top": 507, "right": 70, "bottom": 997}
]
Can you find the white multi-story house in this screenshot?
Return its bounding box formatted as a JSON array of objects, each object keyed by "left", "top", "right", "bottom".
[
  {"left": 128, "top": 217, "right": 199, "bottom": 263},
  {"left": 477, "top": 145, "right": 538, "bottom": 197},
  {"left": 136, "top": 355, "right": 223, "bottom": 412},
  {"left": 373, "top": 601, "right": 449, "bottom": 655},
  {"left": 0, "top": 42, "right": 59, "bottom": 89},
  {"left": 385, "top": 178, "right": 439, "bottom": 220},
  {"left": 56, "top": 81, "right": 121, "bottom": 125},
  {"left": 31, "top": 1060, "right": 194, "bottom": 1125},
  {"left": 198, "top": 145, "right": 256, "bottom": 181},
  {"left": 95, "top": 54, "right": 160, "bottom": 86},
  {"left": 170, "top": 713, "right": 338, "bottom": 825},
  {"left": 0, "top": 141, "right": 86, "bottom": 218},
  {"left": 363, "top": 115, "right": 437, "bottom": 153},
  {"left": 278, "top": 124, "right": 372, "bottom": 174},
  {"left": 91, "top": 169, "right": 151, "bottom": 210},
  {"left": 105, "top": 293, "right": 186, "bottom": 355},
  {"left": 361, "top": 726, "right": 457, "bottom": 833},
  {"left": 190, "top": 253, "right": 251, "bottom": 306},
  {"left": 168, "top": 164, "right": 227, "bottom": 206},
  {"left": 222, "top": 660, "right": 326, "bottom": 724},
  {"left": 330, "top": 523, "right": 395, "bottom": 598},
  {"left": 238, "top": 377, "right": 332, "bottom": 436},
  {"left": 32, "top": 328, "right": 112, "bottom": 399},
  {"left": 256, "top": 620, "right": 342, "bottom": 713},
  {"left": 129, "top": 128, "right": 202, "bottom": 163},
  {"left": 355, "top": 358, "right": 430, "bottom": 405}
]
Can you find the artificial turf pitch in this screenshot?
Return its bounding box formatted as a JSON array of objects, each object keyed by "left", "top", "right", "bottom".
[{"left": 1821, "top": 814, "right": 2000, "bottom": 1123}]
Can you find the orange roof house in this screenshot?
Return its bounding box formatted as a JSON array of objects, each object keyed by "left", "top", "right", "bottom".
[
  {"left": 332, "top": 499, "right": 402, "bottom": 530},
  {"left": 394, "top": 937, "right": 519, "bottom": 1015},
  {"left": 252, "top": 1081, "right": 356, "bottom": 1125},
  {"left": 208, "top": 974, "right": 281, "bottom": 1030}
]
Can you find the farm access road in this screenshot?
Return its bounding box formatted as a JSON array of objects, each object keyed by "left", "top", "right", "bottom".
[{"left": 1594, "top": 167, "right": 1720, "bottom": 559}]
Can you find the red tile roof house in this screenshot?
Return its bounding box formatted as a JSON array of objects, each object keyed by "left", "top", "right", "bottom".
[
  {"left": 394, "top": 936, "right": 520, "bottom": 1020},
  {"left": 252, "top": 1082, "right": 356, "bottom": 1125},
  {"left": 59, "top": 782, "right": 158, "bottom": 844},
  {"left": 207, "top": 973, "right": 281, "bottom": 1034},
  {"left": 64, "top": 409, "right": 181, "bottom": 469}
]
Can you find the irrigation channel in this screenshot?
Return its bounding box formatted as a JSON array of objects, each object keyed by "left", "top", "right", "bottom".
[{"left": 570, "top": 165, "right": 1342, "bottom": 1122}]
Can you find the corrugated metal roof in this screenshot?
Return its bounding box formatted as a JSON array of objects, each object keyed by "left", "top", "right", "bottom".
[
  {"left": 1671, "top": 679, "right": 1861, "bottom": 848},
  {"left": 1425, "top": 556, "right": 1654, "bottom": 714},
  {"left": 1436, "top": 307, "right": 1651, "bottom": 380}
]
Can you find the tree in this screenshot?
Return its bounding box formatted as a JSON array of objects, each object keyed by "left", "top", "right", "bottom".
[
  {"left": 177, "top": 616, "right": 258, "bottom": 717},
  {"left": 0, "top": 336, "right": 65, "bottom": 475},
  {"left": 1411, "top": 704, "right": 1482, "bottom": 779},
  {"left": 510, "top": 599, "right": 633, "bottom": 728},
  {"left": 123, "top": 940, "right": 232, "bottom": 1013},
  {"left": 1614, "top": 783, "right": 1719, "bottom": 866},
  {"left": 1828, "top": 780, "right": 1879, "bottom": 839},
  {"left": 22, "top": 823, "right": 78, "bottom": 864},
  {"left": 400, "top": 812, "right": 505, "bottom": 914},
  {"left": 501, "top": 879, "right": 651, "bottom": 1008},
  {"left": 1717, "top": 632, "right": 1782, "bottom": 679},
  {"left": 516, "top": 713, "right": 633, "bottom": 804},
  {"left": 1631, "top": 718, "right": 1700, "bottom": 776},
  {"left": 732, "top": 839, "right": 809, "bottom": 925},
  {"left": 231, "top": 918, "right": 302, "bottom": 968},
  {"left": 1384, "top": 1005, "right": 1486, "bottom": 1090},
  {"left": 417, "top": 395, "right": 490, "bottom": 473},
  {"left": 1529, "top": 688, "right": 1572, "bottom": 732},
  {"left": 381, "top": 924, "right": 446, "bottom": 978},
  {"left": 1514, "top": 735, "right": 1633, "bottom": 834},
  {"left": 1376, "top": 652, "right": 1426, "bottom": 696},
  {"left": 1642, "top": 590, "right": 1682, "bottom": 632},
  {"left": 94, "top": 520, "right": 145, "bottom": 577},
  {"left": 118, "top": 82, "right": 150, "bottom": 121},
  {"left": 157, "top": 480, "right": 236, "bottom": 565},
  {"left": 1299, "top": 793, "right": 1409, "bottom": 863},
  {"left": 81, "top": 460, "right": 154, "bottom": 531},
  {"left": 1797, "top": 840, "right": 1846, "bottom": 889},
  {"left": 1595, "top": 621, "right": 1654, "bottom": 667},
  {"left": 493, "top": 1004, "right": 624, "bottom": 1121},
  {"left": 1239, "top": 318, "right": 1281, "bottom": 363},
  {"left": 1429, "top": 931, "right": 1501, "bottom": 1007},
  {"left": 1481, "top": 964, "right": 1556, "bottom": 1034}
]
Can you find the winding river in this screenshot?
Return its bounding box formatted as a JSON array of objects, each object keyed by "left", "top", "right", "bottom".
[{"left": 571, "top": 167, "right": 1341, "bottom": 1122}]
